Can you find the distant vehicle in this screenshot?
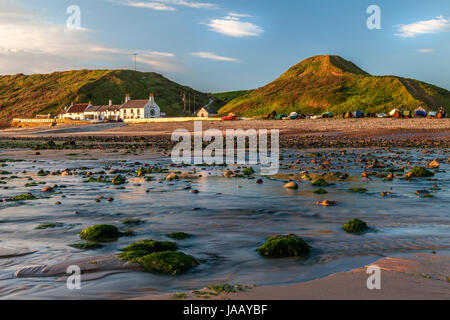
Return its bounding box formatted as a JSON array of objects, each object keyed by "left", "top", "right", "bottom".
[
  {"left": 389, "top": 109, "right": 402, "bottom": 118},
  {"left": 222, "top": 113, "right": 236, "bottom": 120},
  {"left": 274, "top": 114, "right": 288, "bottom": 120},
  {"left": 353, "top": 111, "right": 365, "bottom": 118},
  {"left": 289, "top": 112, "right": 298, "bottom": 120},
  {"left": 366, "top": 113, "right": 377, "bottom": 118},
  {"left": 306, "top": 115, "right": 315, "bottom": 119},
  {"left": 322, "top": 112, "right": 333, "bottom": 118},
  {"left": 343, "top": 111, "right": 353, "bottom": 118},
  {"left": 437, "top": 107, "right": 447, "bottom": 118},
  {"left": 377, "top": 113, "right": 387, "bottom": 118},
  {"left": 403, "top": 111, "right": 412, "bottom": 118},
  {"left": 311, "top": 115, "right": 323, "bottom": 120},
  {"left": 414, "top": 107, "right": 427, "bottom": 117},
  {"left": 427, "top": 111, "right": 438, "bottom": 119}
]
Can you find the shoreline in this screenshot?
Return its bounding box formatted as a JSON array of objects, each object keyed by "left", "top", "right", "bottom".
[{"left": 135, "top": 253, "right": 450, "bottom": 300}]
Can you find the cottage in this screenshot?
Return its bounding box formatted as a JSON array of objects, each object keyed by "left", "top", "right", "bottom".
[
  {"left": 119, "top": 93, "right": 161, "bottom": 120},
  {"left": 84, "top": 100, "right": 121, "bottom": 121},
  {"left": 197, "top": 107, "right": 218, "bottom": 118},
  {"left": 60, "top": 103, "right": 92, "bottom": 120}
]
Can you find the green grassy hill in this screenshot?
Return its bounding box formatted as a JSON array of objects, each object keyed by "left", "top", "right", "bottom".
[
  {"left": 219, "top": 55, "right": 450, "bottom": 117},
  {"left": 0, "top": 69, "right": 209, "bottom": 127}
]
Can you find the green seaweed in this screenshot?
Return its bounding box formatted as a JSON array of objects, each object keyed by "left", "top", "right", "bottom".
[
  {"left": 78, "top": 224, "right": 121, "bottom": 242},
  {"left": 342, "top": 219, "right": 368, "bottom": 233},
  {"left": 167, "top": 232, "right": 192, "bottom": 240},
  {"left": 256, "top": 234, "right": 311, "bottom": 258}
]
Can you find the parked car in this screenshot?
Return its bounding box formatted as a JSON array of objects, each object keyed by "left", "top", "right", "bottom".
[
  {"left": 377, "top": 113, "right": 387, "bottom": 118},
  {"left": 222, "top": 113, "right": 236, "bottom": 120}
]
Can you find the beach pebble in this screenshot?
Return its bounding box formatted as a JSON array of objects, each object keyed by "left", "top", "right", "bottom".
[{"left": 284, "top": 182, "right": 298, "bottom": 189}]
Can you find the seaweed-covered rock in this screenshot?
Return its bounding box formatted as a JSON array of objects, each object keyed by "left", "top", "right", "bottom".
[
  {"left": 119, "top": 240, "right": 178, "bottom": 261},
  {"left": 409, "top": 167, "right": 434, "bottom": 178},
  {"left": 36, "top": 223, "right": 64, "bottom": 229},
  {"left": 256, "top": 234, "right": 311, "bottom": 258},
  {"left": 69, "top": 243, "right": 104, "bottom": 250},
  {"left": 167, "top": 232, "right": 192, "bottom": 240},
  {"left": 112, "top": 175, "right": 126, "bottom": 185},
  {"left": 313, "top": 188, "right": 328, "bottom": 194},
  {"left": 78, "top": 224, "right": 121, "bottom": 242},
  {"left": 342, "top": 219, "right": 368, "bottom": 233},
  {"left": 311, "top": 179, "right": 329, "bottom": 187},
  {"left": 348, "top": 188, "right": 368, "bottom": 193},
  {"left": 8, "top": 193, "right": 37, "bottom": 201},
  {"left": 136, "top": 251, "right": 199, "bottom": 275},
  {"left": 242, "top": 167, "right": 255, "bottom": 176}
]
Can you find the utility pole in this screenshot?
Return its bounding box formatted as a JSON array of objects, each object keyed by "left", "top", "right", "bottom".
[
  {"left": 182, "top": 92, "right": 186, "bottom": 114},
  {"left": 189, "top": 93, "right": 191, "bottom": 115},
  {"left": 132, "top": 53, "right": 138, "bottom": 71}
]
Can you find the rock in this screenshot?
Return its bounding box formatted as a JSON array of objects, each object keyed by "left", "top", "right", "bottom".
[
  {"left": 416, "top": 190, "right": 433, "bottom": 198},
  {"left": 380, "top": 191, "right": 392, "bottom": 197},
  {"left": 190, "top": 189, "right": 199, "bottom": 194},
  {"left": 112, "top": 175, "right": 126, "bottom": 185},
  {"left": 14, "top": 254, "right": 137, "bottom": 279},
  {"left": 119, "top": 240, "right": 178, "bottom": 261},
  {"left": 256, "top": 234, "right": 310, "bottom": 258},
  {"left": 313, "top": 188, "right": 327, "bottom": 194},
  {"left": 256, "top": 179, "right": 263, "bottom": 184},
  {"left": 242, "top": 167, "right": 255, "bottom": 175},
  {"left": 284, "top": 182, "right": 299, "bottom": 189},
  {"left": 167, "top": 232, "right": 192, "bottom": 240},
  {"left": 224, "top": 170, "right": 233, "bottom": 178},
  {"left": 316, "top": 200, "right": 336, "bottom": 206},
  {"left": 135, "top": 251, "right": 199, "bottom": 275},
  {"left": 428, "top": 159, "right": 440, "bottom": 169},
  {"left": 166, "top": 173, "right": 179, "bottom": 181},
  {"left": 8, "top": 193, "right": 36, "bottom": 201},
  {"left": 409, "top": 167, "right": 434, "bottom": 178},
  {"left": 41, "top": 186, "right": 54, "bottom": 192},
  {"left": 78, "top": 224, "right": 121, "bottom": 242},
  {"left": 107, "top": 197, "right": 114, "bottom": 202},
  {"left": 69, "top": 243, "right": 104, "bottom": 250},
  {"left": 348, "top": 188, "right": 368, "bottom": 193},
  {"left": 343, "top": 219, "right": 368, "bottom": 233},
  {"left": 311, "top": 179, "right": 329, "bottom": 187}
]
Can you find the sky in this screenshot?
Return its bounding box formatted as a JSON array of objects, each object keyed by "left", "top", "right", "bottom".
[{"left": 0, "top": 0, "right": 449, "bottom": 92}]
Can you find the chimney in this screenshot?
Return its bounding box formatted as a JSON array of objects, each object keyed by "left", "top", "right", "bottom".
[
  {"left": 125, "top": 94, "right": 131, "bottom": 103},
  {"left": 109, "top": 99, "right": 112, "bottom": 107},
  {"left": 88, "top": 101, "right": 92, "bottom": 106},
  {"left": 149, "top": 92, "right": 154, "bottom": 102}
]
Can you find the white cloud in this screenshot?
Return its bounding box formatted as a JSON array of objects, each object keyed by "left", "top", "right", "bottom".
[
  {"left": 204, "top": 13, "right": 263, "bottom": 37},
  {"left": 0, "top": 3, "right": 181, "bottom": 74},
  {"left": 191, "top": 52, "right": 239, "bottom": 62},
  {"left": 113, "top": 0, "right": 217, "bottom": 11},
  {"left": 396, "top": 16, "right": 450, "bottom": 37},
  {"left": 418, "top": 49, "right": 433, "bottom": 53}
]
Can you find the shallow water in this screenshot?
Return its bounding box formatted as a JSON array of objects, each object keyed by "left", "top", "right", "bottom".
[{"left": 0, "top": 147, "right": 449, "bottom": 299}]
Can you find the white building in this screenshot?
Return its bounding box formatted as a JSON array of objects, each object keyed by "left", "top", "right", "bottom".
[
  {"left": 59, "top": 102, "right": 92, "bottom": 120},
  {"left": 119, "top": 93, "right": 161, "bottom": 120},
  {"left": 59, "top": 94, "right": 161, "bottom": 121}
]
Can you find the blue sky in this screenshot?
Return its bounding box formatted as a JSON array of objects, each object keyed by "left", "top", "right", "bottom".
[{"left": 0, "top": 0, "right": 449, "bottom": 92}]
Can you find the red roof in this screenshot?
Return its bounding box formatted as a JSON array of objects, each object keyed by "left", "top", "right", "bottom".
[
  {"left": 66, "top": 104, "right": 89, "bottom": 113},
  {"left": 121, "top": 100, "right": 148, "bottom": 109}
]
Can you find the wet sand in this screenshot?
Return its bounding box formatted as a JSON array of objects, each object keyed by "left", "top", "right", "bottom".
[{"left": 139, "top": 253, "right": 450, "bottom": 300}]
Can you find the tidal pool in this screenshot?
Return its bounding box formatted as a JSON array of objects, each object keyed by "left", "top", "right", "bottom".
[{"left": 0, "top": 147, "right": 449, "bottom": 299}]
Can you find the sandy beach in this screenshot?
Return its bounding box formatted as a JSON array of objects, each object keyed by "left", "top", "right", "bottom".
[
  {"left": 138, "top": 253, "right": 450, "bottom": 300},
  {"left": 2, "top": 118, "right": 450, "bottom": 139}
]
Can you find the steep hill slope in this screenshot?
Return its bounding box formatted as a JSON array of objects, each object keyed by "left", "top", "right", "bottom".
[
  {"left": 0, "top": 69, "right": 209, "bottom": 126},
  {"left": 219, "top": 55, "right": 450, "bottom": 117}
]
